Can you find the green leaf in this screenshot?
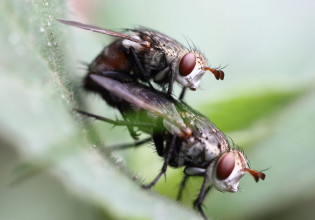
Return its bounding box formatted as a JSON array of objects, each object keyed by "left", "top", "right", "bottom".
[
  {"left": 3, "top": 1, "right": 315, "bottom": 220},
  {"left": 201, "top": 90, "right": 304, "bottom": 133},
  {"left": 204, "top": 90, "right": 315, "bottom": 220},
  {"left": 0, "top": 2, "right": 201, "bottom": 220}
]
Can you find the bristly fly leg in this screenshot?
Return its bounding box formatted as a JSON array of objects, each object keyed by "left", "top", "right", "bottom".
[
  {"left": 74, "top": 109, "right": 156, "bottom": 128},
  {"left": 75, "top": 109, "right": 154, "bottom": 149},
  {"left": 142, "top": 134, "right": 178, "bottom": 189},
  {"left": 179, "top": 87, "right": 187, "bottom": 100},
  {"left": 193, "top": 177, "right": 212, "bottom": 220},
  {"left": 108, "top": 137, "right": 152, "bottom": 151},
  {"left": 178, "top": 167, "right": 207, "bottom": 202},
  {"left": 129, "top": 47, "right": 155, "bottom": 90},
  {"left": 167, "top": 70, "right": 175, "bottom": 96},
  {"left": 166, "top": 61, "right": 178, "bottom": 97},
  {"left": 177, "top": 174, "right": 189, "bottom": 201}
]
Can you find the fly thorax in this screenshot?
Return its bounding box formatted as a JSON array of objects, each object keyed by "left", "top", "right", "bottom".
[
  {"left": 179, "top": 136, "right": 206, "bottom": 166},
  {"left": 149, "top": 52, "right": 165, "bottom": 69},
  {"left": 203, "top": 135, "right": 227, "bottom": 162}
]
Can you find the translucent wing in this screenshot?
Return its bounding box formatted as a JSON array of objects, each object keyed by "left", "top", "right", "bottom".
[
  {"left": 57, "top": 19, "right": 150, "bottom": 48},
  {"left": 90, "top": 74, "right": 191, "bottom": 137}
]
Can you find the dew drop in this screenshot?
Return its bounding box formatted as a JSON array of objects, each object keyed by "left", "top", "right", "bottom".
[
  {"left": 47, "top": 21, "right": 51, "bottom": 26},
  {"left": 47, "top": 42, "right": 52, "bottom": 46},
  {"left": 45, "top": 2, "right": 48, "bottom": 6},
  {"left": 40, "top": 27, "right": 45, "bottom": 32}
]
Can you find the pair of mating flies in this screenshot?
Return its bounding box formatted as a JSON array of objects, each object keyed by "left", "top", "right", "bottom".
[{"left": 59, "top": 20, "right": 265, "bottom": 219}]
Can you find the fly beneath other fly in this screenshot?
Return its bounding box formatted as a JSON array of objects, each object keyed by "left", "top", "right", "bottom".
[
  {"left": 58, "top": 19, "right": 224, "bottom": 99},
  {"left": 75, "top": 72, "right": 265, "bottom": 220}
]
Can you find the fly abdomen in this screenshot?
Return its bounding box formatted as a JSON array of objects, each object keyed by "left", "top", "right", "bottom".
[{"left": 89, "top": 40, "right": 131, "bottom": 74}]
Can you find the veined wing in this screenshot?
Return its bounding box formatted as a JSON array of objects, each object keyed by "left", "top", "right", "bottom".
[
  {"left": 58, "top": 19, "right": 150, "bottom": 48},
  {"left": 90, "top": 74, "right": 191, "bottom": 137}
]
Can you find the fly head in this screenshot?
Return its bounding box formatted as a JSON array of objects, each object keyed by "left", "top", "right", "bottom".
[
  {"left": 208, "top": 149, "right": 266, "bottom": 192},
  {"left": 175, "top": 52, "right": 225, "bottom": 90}
]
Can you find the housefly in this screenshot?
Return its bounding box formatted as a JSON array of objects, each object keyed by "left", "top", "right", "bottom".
[
  {"left": 58, "top": 19, "right": 224, "bottom": 99},
  {"left": 76, "top": 72, "right": 265, "bottom": 219}
]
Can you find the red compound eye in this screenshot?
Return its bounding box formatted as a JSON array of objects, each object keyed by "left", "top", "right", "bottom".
[
  {"left": 216, "top": 152, "right": 235, "bottom": 180},
  {"left": 179, "top": 52, "right": 196, "bottom": 76}
]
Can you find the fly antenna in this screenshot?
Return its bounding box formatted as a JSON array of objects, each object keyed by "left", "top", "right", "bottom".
[
  {"left": 245, "top": 168, "right": 266, "bottom": 182},
  {"left": 204, "top": 67, "right": 224, "bottom": 80}
]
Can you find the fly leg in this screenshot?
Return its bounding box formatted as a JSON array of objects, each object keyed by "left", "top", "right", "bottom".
[
  {"left": 75, "top": 109, "right": 153, "bottom": 154},
  {"left": 152, "top": 118, "right": 165, "bottom": 157},
  {"left": 129, "top": 47, "right": 155, "bottom": 90},
  {"left": 74, "top": 109, "right": 156, "bottom": 128},
  {"left": 166, "top": 62, "right": 178, "bottom": 97},
  {"left": 182, "top": 167, "right": 211, "bottom": 219},
  {"left": 179, "top": 87, "right": 187, "bottom": 100},
  {"left": 108, "top": 137, "right": 152, "bottom": 151},
  {"left": 142, "top": 134, "right": 177, "bottom": 189},
  {"left": 177, "top": 174, "right": 189, "bottom": 201},
  {"left": 193, "top": 178, "right": 212, "bottom": 220},
  {"left": 153, "top": 132, "right": 164, "bottom": 157},
  {"left": 166, "top": 68, "right": 175, "bottom": 97}
]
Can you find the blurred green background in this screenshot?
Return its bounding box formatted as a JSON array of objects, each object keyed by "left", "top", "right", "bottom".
[{"left": 1, "top": 1, "right": 315, "bottom": 220}]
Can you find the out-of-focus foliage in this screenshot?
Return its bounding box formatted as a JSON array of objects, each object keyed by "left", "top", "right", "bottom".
[
  {"left": 203, "top": 90, "right": 304, "bottom": 132},
  {"left": 0, "top": 1, "right": 201, "bottom": 220},
  {"left": 1, "top": 1, "right": 315, "bottom": 220}
]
